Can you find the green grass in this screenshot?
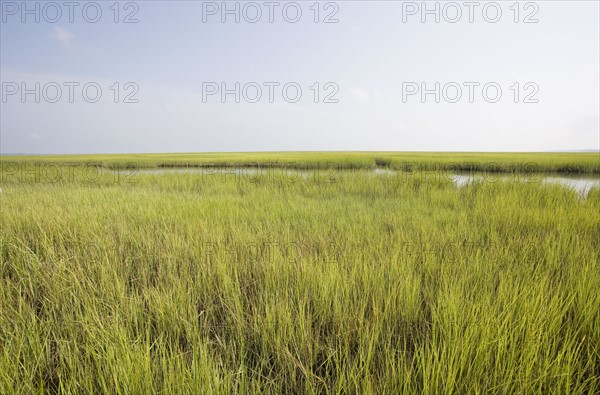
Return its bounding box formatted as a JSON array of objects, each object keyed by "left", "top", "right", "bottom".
[
  {"left": 2, "top": 151, "right": 600, "bottom": 173},
  {"left": 1, "top": 154, "right": 599, "bottom": 393}
]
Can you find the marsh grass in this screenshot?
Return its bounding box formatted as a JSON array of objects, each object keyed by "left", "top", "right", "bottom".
[
  {"left": 2, "top": 151, "right": 599, "bottom": 173},
  {"left": 0, "top": 162, "right": 599, "bottom": 393}
]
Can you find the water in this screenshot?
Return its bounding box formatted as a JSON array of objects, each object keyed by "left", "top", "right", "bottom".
[
  {"left": 373, "top": 168, "right": 396, "bottom": 175},
  {"left": 541, "top": 177, "right": 600, "bottom": 198},
  {"left": 451, "top": 173, "right": 600, "bottom": 197},
  {"left": 133, "top": 167, "right": 600, "bottom": 198}
]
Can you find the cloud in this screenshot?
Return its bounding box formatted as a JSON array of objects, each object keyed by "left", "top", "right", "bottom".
[
  {"left": 350, "top": 87, "right": 370, "bottom": 102},
  {"left": 48, "top": 27, "right": 74, "bottom": 49},
  {"left": 28, "top": 133, "right": 45, "bottom": 142}
]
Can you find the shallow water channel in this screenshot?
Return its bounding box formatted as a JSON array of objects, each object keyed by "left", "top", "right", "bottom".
[{"left": 137, "top": 167, "right": 600, "bottom": 198}]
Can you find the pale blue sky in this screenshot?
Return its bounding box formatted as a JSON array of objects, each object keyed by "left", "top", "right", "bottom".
[{"left": 1, "top": 1, "right": 598, "bottom": 153}]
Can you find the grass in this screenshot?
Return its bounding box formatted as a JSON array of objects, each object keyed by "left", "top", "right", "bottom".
[
  {"left": 1, "top": 154, "right": 599, "bottom": 393},
  {"left": 2, "top": 151, "right": 600, "bottom": 173}
]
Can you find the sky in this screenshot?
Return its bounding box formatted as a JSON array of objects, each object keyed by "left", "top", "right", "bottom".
[{"left": 0, "top": 0, "right": 599, "bottom": 154}]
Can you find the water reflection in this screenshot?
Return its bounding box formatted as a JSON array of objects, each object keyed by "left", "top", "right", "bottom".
[
  {"left": 451, "top": 173, "right": 600, "bottom": 197},
  {"left": 134, "top": 167, "right": 600, "bottom": 197}
]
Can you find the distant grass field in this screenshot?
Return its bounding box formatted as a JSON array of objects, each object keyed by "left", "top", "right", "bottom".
[
  {"left": 2, "top": 151, "right": 600, "bottom": 173},
  {"left": 1, "top": 153, "right": 599, "bottom": 393}
]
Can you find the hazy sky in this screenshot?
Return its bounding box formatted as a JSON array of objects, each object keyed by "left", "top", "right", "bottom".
[{"left": 1, "top": 0, "right": 598, "bottom": 154}]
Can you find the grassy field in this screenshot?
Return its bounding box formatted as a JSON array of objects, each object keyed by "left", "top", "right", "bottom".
[
  {"left": 2, "top": 151, "right": 600, "bottom": 173},
  {"left": 1, "top": 153, "right": 599, "bottom": 393}
]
